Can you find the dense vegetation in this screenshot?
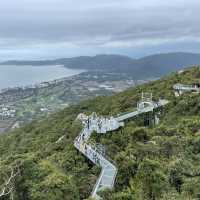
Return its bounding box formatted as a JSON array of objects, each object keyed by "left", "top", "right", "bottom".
[{"left": 0, "top": 66, "right": 200, "bottom": 200}]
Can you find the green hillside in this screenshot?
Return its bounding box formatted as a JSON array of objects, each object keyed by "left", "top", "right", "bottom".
[{"left": 0, "top": 66, "right": 200, "bottom": 200}]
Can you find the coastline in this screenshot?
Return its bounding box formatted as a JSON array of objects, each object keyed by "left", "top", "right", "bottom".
[{"left": 0, "top": 65, "right": 86, "bottom": 94}]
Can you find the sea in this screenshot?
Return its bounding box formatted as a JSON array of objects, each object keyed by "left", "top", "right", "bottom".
[{"left": 0, "top": 65, "right": 84, "bottom": 90}]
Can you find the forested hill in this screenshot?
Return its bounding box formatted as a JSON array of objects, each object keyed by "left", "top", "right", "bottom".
[
  {"left": 2, "top": 52, "right": 200, "bottom": 78},
  {"left": 0, "top": 66, "right": 200, "bottom": 199}
]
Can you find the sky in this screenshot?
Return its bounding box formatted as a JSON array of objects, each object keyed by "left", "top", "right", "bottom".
[{"left": 1, "top": 0, "right": 200, "bottom": 61}]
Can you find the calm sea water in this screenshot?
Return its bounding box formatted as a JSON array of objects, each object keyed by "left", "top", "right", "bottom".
[{"left": 0, "top": 65, "right": 84, "bottom": 90}]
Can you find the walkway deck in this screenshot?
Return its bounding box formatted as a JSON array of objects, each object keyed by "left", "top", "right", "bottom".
[
  {"left": 74, "top": 98, "right": 169, "bottom": 199},
  {"left": 116, "top": 99, "right": 169, "bottom": 122},
  {"left": 74, "top": 122, "right": 119, "bottom": 199},
  {"left": 173, "top": 83, "right": 200, "bottom": 92}
]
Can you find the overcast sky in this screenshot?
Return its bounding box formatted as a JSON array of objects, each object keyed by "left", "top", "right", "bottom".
[{"left": 0, "top": 0, "right": 200, "bottom": 60}]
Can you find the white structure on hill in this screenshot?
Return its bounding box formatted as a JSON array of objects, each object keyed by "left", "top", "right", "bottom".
[
  {"left": 173, "top": 83, "right": 200, "bottom": 96},
  {"left": 74, "top": 93, "right": 169, "bottom": 199}
]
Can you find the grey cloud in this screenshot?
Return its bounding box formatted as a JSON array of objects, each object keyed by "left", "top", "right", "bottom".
[{"left": 0, "top": 0, "right": 200, "bottom": 59}]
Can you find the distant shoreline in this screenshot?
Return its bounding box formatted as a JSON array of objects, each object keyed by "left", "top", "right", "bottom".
[
  {"left": 0, "top": 65, "right": 85, "bottom": 92},
  {"left": 0, "top": 72, "right": 86, "bottom": 94}
]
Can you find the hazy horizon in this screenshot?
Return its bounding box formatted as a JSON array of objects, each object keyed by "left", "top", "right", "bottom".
[{"left": 1, "top": 51, "right": 200, "bottom": 63}]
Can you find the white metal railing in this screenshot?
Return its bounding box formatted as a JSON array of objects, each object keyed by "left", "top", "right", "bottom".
[
  {"left": 74, "top": 120, "right": 120, "bottom": 199},
  {"left": 116, "top": 99, "right": 168, "bottom": 122},
  {"left": 173, "top": 83, "right": 200, "bottom": 92},
  {"left": 74, "top": 97, "right": 169, "bottom": 199}
]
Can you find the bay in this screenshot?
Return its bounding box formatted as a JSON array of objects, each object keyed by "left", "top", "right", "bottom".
[{"left": 0, "top": 65, "right": 84, "bottom": 90}]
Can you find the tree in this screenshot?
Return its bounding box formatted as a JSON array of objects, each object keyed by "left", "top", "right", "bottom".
[
  {"left": 132, "top": 159, "right": 168, "bottom": 200},
  {"left": 169, "top": 161, "right": 184, "bottom": 194},
  {"left": 0, "top": 165, "right": 20, "bottom": 200}
]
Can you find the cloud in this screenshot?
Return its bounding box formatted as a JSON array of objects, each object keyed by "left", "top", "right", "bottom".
[{"left": 0, "top": 0, "right": 200, "bottom": 59}]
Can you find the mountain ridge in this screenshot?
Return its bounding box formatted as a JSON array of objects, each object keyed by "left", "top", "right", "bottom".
[{"left": 2, "top": 52, "right": 200, "bottom": 78}]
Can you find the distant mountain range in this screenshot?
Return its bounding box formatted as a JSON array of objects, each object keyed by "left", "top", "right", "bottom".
[{"left": 2, "top": 52, "right": 200, "bottom": 78}]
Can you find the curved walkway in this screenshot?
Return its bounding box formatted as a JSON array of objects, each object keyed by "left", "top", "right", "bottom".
[
  {"left": 74, "top": 118, "right": 122, "bottom": 199},
  {"left": 74, "top": 98, "right": 168, "bottom": 199}
]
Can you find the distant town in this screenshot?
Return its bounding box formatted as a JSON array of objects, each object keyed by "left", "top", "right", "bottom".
[
  {"left": 0, "top": 71, "right": 154, "bottom": 134},
  {"left": 0, "top": 105, "right": 16, "bottom": 119}
]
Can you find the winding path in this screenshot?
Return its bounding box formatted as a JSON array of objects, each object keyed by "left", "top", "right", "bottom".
[{"left": 74, "top": 98, "right": 168, "bottom": 199}]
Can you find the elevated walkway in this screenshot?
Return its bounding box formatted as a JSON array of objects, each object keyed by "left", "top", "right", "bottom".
[
  {"left": 74, "top": 93, "right": 169, "bottom": 199},
  {"left": 116, "top": 99, "right": 168, "bottom": 122},
  {"left": 74, "top": 116, "right": 121, "bottom": 199},
  {"left": 173, "top": 83, "right": 200, "bottom": 96}
]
